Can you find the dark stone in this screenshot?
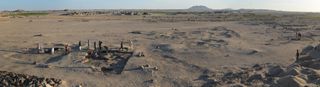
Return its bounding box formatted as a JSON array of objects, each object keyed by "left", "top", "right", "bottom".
[
  {"left": 267, "top": 66, "right": 285, "bottom": 77},
  {"left": 253, "top": 64, "right": 263, "bottom": 71},
  {"left": 247, "top": 73, "right": 264, "bottom": 82},
  {"left": 129, "top": 31, "right": 142, "bottom": 34}
]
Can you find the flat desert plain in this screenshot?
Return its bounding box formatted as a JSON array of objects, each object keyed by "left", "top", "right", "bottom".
[{"left": 0, "top": 13, "right": 320, "bottom": 87}]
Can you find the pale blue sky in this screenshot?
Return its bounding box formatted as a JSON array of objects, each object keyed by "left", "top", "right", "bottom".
[{"left": 0, "top": 0, "right": 320, "bottom": 12}]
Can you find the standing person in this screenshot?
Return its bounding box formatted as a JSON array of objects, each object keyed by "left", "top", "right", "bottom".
[
  {"left": 120, "top": 41, "right": 124, "bottom": 51},
  {"left": 296, "top": 50, "right": 300, "bottom": 62},
  {"left": 298, "top": 32, "right": 302, "bottom": 40}
]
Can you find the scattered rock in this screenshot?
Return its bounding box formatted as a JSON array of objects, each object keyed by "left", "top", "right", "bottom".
[
  {"left": 277, "top": 75, "right": 307, "bottom": 87},
  {"left": 33, "top": 34, "right": 43, "bottom": 37},
  {"left": 135, "top": 52, "right": 145, "bottom": 57},
  {"left": 224, "top": 54, "right": 230, "bottom": 57},
  {"left": 90, "top": 66, "right": 101, "bottom": 72},
  {"left": 301, "top": 45, "right": 314, "bottom": 55},
  {"left": 195, "top": 44, "right": 320, "bottom": 86},
  {"left": 153, "top": 67, "right": 159, "bottom": 71},
  {"left": 57, "top": 20, "right": 64, "bottom": 22},
  {"left": 229, "top": 83, "right": 247, "bottom": 87},
  {"left": 147, "top": 79, "right": 156, "bottom": 83},
  {"left": 152, "top": 43, "right": 174, "bottom": 53},
  {"left": 140, "top": 64, "right": 150, "bottom": 69},
  {"left": 129, "top": 31, "right": 142, "bottom": 34},
  {"left": 309, "top": 63, "right": 320, "bottom": 69},
  {"left": 80, "top": 58, "right": 89, "bottom": 63},
  {"left": 36, "top": 63, "right": 52, "bottom": 68},
  {"left": 305, "top": 69, "right": 320, "bottom": 81},
  {"left": 247, "top": 73, "right": 265, "bottom": 82},
  {"left": 252, "top": 64, "right": 263, "bottom": 71},
  {"left": 246, "top": 50, "right": 258, "bottom": 55},
  {"left": 32, "top": 61, "right": 37, "bottom": 65},
  {"left": 286, "top": 68, "right": 300, "bottom": 76},
  {"left": 45, "top": 83, "right": 53, "bottom": 87},
  {"left": 211, "top": 26, "right": 240, "bottom": 38}
]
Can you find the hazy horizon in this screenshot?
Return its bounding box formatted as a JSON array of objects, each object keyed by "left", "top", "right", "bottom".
[{"left": 1, "top": 0, "right": 320, "bottom": 12}]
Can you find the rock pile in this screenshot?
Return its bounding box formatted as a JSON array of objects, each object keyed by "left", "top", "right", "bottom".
[
  {"left": 200, "top": 44, "right": 320, "bottom": 87},
  {"left": 0, "top": 71, "right": 63, "bottom": 87},
  {"left": 201, "top": 63, "right": 312, "bottom": 87}
]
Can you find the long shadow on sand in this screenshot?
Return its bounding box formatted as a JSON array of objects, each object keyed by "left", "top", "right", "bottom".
[
  {"left": 14, "top": 61, "right": 35, "bottom": 65},
  {"left": 103, "top": 52, "right": 133, "bottom": 74},
  {"left": 162, "top": 54, "right": 211, "bottom": 72},
  {"left": 0, "top": 49, "right": 25, "bottom": 54},
  {"left": 45, "top": 54, "right": 67, "bottom": 64},
  {"left": 162, "top": 54, "right": 218, "bottom": 87},
  {"left": 124, "top": 67, "right": 141, "bottom": 71}
]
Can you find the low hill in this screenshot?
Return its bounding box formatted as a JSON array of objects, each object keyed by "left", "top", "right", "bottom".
[{"left": 188, "top": 5, "right": 212, "bottom": 11}]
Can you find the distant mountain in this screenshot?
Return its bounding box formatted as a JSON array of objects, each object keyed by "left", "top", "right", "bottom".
[{"left": 188, "top": 5, "right": 212, "bottom": 11}]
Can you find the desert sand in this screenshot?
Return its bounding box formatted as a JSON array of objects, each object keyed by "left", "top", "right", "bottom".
[{"left": 1, "top": 10, "right": 320, "bottom": 87}]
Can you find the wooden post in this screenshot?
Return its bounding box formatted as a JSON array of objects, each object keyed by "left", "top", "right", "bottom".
[
  {"left": 37, "top": 43, "right": 43, "bottom": 54},
  {"left": 94, "top": 42, "right": 97, "bottom": 51},
  {"left": 130, "top": 40, "right": 134, "bottom": 50},
  {"left": 65, "top": 44, "right": 68, "bottom": 54},
  {"left": 99, "top": 41, "right": 102, "bottom": 51},
  {"left": 79, "top": 41, "right": 82, "bottom": 50},
  {"left": 88, "top": 40, "right": 90, "bottom": 50},
  {"left": 51, "top": 48, "right": 55, "bottom": 54}
]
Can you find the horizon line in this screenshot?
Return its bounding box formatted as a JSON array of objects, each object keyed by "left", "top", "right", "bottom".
[{"left": 1, "top": 8, "right": 319, "bottom": 13}]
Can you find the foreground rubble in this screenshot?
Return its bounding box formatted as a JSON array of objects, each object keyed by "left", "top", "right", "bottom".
[
  {"left": 0, "top": 71, "right": 64, "bottom": 87},
  {"left": 200, "top": 44, "right": 320, "bottom": 87},
  {"left": 201, "top": 63, "right": 310, "bottom": 87}
]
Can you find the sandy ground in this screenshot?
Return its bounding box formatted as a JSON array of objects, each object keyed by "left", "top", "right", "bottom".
[{"left": 0, "top": 16, "right": 320, "bottom": 87}]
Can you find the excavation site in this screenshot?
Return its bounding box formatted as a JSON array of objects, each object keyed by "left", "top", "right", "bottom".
[{"left": 1, "top": 2, "right": 320, "bottom": 87}]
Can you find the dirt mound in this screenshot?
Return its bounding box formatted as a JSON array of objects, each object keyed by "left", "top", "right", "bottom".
[{"left": 210, "top": 26, "right": 240, "bottom": 38}]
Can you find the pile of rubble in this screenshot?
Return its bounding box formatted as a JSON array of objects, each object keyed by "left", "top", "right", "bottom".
[
  {"left": 0, "top": 71, "right": 63, "bottom": 87},
  {"left": 202, "top": 63, "right": 308, "bottom": 87},
  {"left": 201, "top": 44, "right": 320, "bottom": 87}
]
